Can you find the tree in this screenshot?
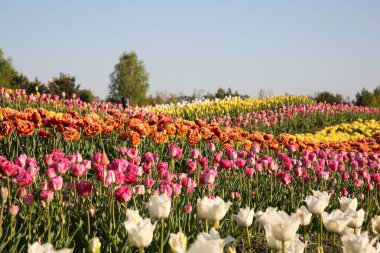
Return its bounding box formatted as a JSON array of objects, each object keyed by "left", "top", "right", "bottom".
[
  {"left": 0, "top": 49, "right": 18, "bottom": 88},
  {"left": 77, "top": 88, "right": 98, "bottom": 102},
  {"left": 48, "top": 73, "right": 80, "bottom": 98},
  {"left": 107, "top": 52, "right": 149, "bottom": 105},
  {"left": 313, "top": 91, "right": 346, "bottom": 104},
  {"left": 355, "top": 86, "right": 380, "bottom": 108}
]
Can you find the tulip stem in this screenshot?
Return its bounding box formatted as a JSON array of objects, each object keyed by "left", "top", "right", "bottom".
[
  {"left": 205, "top": 220, "right": 209, "bottom": 233},
  {"left": 0, "top": 204, "right": 3, "bottom": 238},
  {"left": 214, "top": 220, "right": 220, "bottom": 230},
  {"left": 139, "top": 247, "right": 144, "bottom": 253},
  {"left": 160, "top": 219, "right": 165, "bottom": 253},
  {"left": 282, "top": 241, "right": 285, "bottom": 253},
  {"left": 87, "top": 200, "right": 91, "bottom": 236},
  {"left": 319, "top": 214, "right": 324, "bottom": 253},
  {"left": 246, "top": 226, "right": 251, "bottom": 253}
]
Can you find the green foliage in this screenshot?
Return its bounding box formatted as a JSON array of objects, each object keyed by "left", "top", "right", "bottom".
[
  {"left": 313, "top": 91, "right": 347, "bottom": 104},
  {"left": 0, "top": 49, "right": 18, "bottom": 88},
  {"left": 146, "top": 91, "right": 178, "bottom": 105},
  {"left": 355, "top": 86, "right": 380, "bottom": 108},
  {"left": 11, "top": 73, "right": 49, "bottom": 94},
  {"left": 107, "top": 52, "right": 150, "bottom": 105},
  {"left": 46, "top": 73, "right": 97, "bottom": 102},
  {"left": 48, "top": 73, "right": 80, "bottom": 98},
  {"left": 77, "top": 88, "right": 99, "bottom": 102},
  {"left": 204, "top": 87, "right": 248, "bottom": 100}
]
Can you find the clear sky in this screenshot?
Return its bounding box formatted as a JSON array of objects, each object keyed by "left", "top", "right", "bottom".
[{"left": 1, "top": 0, "right": 380, "bottom": 100}]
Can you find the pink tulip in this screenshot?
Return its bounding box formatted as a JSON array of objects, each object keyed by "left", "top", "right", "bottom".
[
  {"left": 76, "top": 181, "right": 93, "bottom": 197},
  {"left": 208, "top": 143, "right": 216, "bottom": 152},
  {"left": 252, "top": 144, "right": 260, "bottom": 154},
  {"left": 17, "top": 171, "right": 33, "bottom": 187},
  {"left": 169, "top": 144, "right": 183, "bottom": 159},
  {"left": 9, "top": 205, "right": 19, "bottom": 216},
  {"left": 186, "top": 160, "right": 197, "bottom": 174},
  {"left": 220, "top": 159, "right": 232, "bottom": 170},
  {"left": 105, "top": 170, "right": 116, "bottom": 187},
  {"left": 46, "top": 168, "right": 57, "bottom": 179},
  {"left": 354, "top": 179, "right": 362, "bottom": 188},
  {"left": 40, "top": 189, "right": 54, "bottom": 202},
  {"left": 49, "top": 176, "right": 63, "bottom": 191},
  {"left": 199, "top": 157, "right": 209, "bottom": 168},
  {"left": 342, "top": 187, "right": 348, "bottom": 196},
  {"left": 24, "top": 193, "right": 34, "bottom": 206},
  {"left": 126, "top": 148, "right": 138, "bottom": 159},
  {"left": 185, "top": 205, "right": 193, "bottom": 213},
  {"left": 70, "top": 164, "right": 86, "bottom": 178},
  {"left": 144, "top": 177, "right": 155, "bottom": 188},
  {"left": 114, "top": 186, "right": 132, "bottom": 203},
  {"left": 226, "top": 147, "right": 237, "bottom": 160},
  {"left": 191, "top": 149, "right": 201, "bottom": 160},
  {"left": 14, "top": 154, "right": 27, "bottom": 168},
  {"left": 244, "top": 168, "right": 255, "bottom": 177},
  {"left": 234, "top": 158, "right": 246, "bottom": 169},
  {"left": 172, "top": 183, "right": 182, "bottom": 195},
  {"left": 160, "top": 184, "right": 173, "bottom": 198}
]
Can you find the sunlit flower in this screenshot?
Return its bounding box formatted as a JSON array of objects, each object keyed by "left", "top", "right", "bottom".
[
  {"left": 197, "top": 196, "right": 232, "bottom": 222},
  {"left": 322, "top": 209, "right": 351, "bottom": 234},
  {"left": 147, "top": 193, "right": 171, "bottom": 219},
  {"left": 305, "top": 190, "right": 331, "bottom": 214},
  {"left": 186, "top": 228, "right": 234, "bottom": 253},
  {"left": 233, "top": 207, "right": 255, "bottom": 227},
  {"left": 169, "top": 231, "right": 187, "bottom": 253}
]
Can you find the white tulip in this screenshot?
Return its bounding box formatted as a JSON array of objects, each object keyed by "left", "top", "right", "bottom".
[
  {"left": 169, "top": 231, "right": 187, "bottom": 253},
  {"left": 28, "top": 242, "right": 72, "bottom": 253},
  {"left": 266, "top": 210, "right": 301, "bottom": 242},
  {"left": 264, "top": 225, "right": 282, "bottom": 250},
  {"left": 341, "top": 231, "right": 379, "bottom": 253},
  {"left": 125, "top": 209, "right": 143, "bottom": 225},
  {"left": 186, "top": 228, "right": 234, "bottom": 253},
  {"left": 294, "top": 206, "right": 312, "bottom": 226},
  {"left": 345, "top": 209, "right": 365, "bottom": 229},
  {"left": 147, "top": 193, "right": 171, "bottom": 219},
  {"left": 322, "top": 209, "right": 351, "bottom": 234},
  {"left": 285, "top": 237, "right": 307, "bottom": 253},
  {"left": 340, "top": 197, "right": 358, "bottom": 212},
  {"left": 254, "top": 207, "right": 277, "bottom": 227},
  {"left": 88, "top": 237, "right": 101, "bottom": 253},
  {"left": 197, "top": 196, "right": 232, "bottom": 221},
  {"left": 304, "top": 190, "right": 331, "bottom": 214},
  {"left": 124, "top": 210, "right": 157, "bottom": 248},
  {"left": 233, "top": 207, "right": 255, "bottom": 227},
  {"left": 372, "top": 215, "right": 380, "bottom": 235}
]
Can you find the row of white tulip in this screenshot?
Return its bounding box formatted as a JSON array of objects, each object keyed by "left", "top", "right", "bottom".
[{"left": 28, "top": 191, "right": 380, "bottom": 253}]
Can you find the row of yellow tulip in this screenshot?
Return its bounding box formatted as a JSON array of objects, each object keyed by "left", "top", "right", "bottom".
[
  {"left": 147, "top": 95, "right": 314, "bottom": 119},
  {"left": 290, "top": 118, "right": 380, "bottom": 142}
]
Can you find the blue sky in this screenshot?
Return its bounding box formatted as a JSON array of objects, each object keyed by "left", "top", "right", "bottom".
[{"left": 1, "top": 0, "right": 380, "bottom": 100}]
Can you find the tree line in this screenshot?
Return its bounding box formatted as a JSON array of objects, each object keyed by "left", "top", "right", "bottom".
[{"left": 0, "top": 48, "right": 379, "bottom": 107}]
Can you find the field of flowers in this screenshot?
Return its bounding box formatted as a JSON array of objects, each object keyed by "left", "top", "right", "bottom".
[{"left": 0, "top": 88, "right": 380, "bottom": 253}]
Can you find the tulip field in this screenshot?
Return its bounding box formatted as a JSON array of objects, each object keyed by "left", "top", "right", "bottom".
[{"left": 1, "top": 89, "right": 380, "bottom": 253}]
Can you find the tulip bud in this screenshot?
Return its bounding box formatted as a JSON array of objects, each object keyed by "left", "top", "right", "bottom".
[
  {"left": 185, "top": 205, "right": 192, "bottom": 214},
  {"left": 9, "top": 205, "right": 19, "bottom": 216},
  {"left": 208, "top": 143, "right": 216, "bottom": 152},
  {"left": 89, "top": 206, "right": 96, "bottom": 217},
  {"left": 227, "top": 246, "right": 237, "bottom": 253},
  {"left": 24, "top": 193, "right": 35, "bottom": 206},
  {"left": 88, "top": 237, "right": 101, "bottom": 253},
  {"left": 169, "top": 232, "right": 187, "bottom": 253},
  {"left": 342, "top": 187, "right": 348, "bottom": 197},
  {"left": 1, "top": 187, "right": 8, "bottom": 204}
]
